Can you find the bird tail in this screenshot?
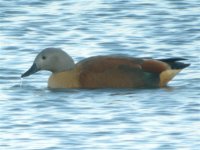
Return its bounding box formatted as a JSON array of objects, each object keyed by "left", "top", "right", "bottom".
[{"left": 158, "top": 58, "right": 190, "bottom": 87}]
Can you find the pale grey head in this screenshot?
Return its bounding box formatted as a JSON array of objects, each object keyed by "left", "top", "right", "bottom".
[{"left": 21, "top": 48, "right": 75, "bottom": 77}]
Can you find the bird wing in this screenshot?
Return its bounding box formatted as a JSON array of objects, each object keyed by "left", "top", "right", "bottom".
[{"left": 76, "top": 56, "right": 170, "bottom": 88}]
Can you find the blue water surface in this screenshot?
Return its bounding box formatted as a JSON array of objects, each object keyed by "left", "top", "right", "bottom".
[{"left": 0, "top": 0, "right": 200, "bottom": 150}]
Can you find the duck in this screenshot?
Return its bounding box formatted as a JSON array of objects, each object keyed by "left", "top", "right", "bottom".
[{"left": 21, "top": 48, "right": 190, "bottom": 89}]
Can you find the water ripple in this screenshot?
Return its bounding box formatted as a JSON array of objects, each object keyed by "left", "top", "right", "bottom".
[{"left": 0, "top": 0, "right": 200, "bottom": 150}]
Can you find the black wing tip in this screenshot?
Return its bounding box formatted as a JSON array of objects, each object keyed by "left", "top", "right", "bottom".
[
  {"left": 158, "top": 57, "right": 190, "bottom": 69},
  {"left": 158, "top": 57, "right": 188, "bottom": 62},
  {"left": 181, "top": 63, "right": 190, "bottom": 68},
  {"left": 170, "top": 62, "right": 190, "bottom": 69}
]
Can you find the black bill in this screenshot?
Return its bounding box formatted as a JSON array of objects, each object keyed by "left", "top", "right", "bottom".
[{"left": 21, "top": 63, "right": 39, "bottom": 78}]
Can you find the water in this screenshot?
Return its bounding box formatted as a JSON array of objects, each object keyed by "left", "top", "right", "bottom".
[{"left": 0, "top": 0, "right": 200, "bottom": 149}]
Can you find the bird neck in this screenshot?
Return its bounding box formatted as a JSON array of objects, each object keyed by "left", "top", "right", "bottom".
[{"left": 52, "top": 55, "right": 76, "bottom": 73}]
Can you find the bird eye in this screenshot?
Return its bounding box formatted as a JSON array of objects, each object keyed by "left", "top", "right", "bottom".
[{"left": 42, "top": 56, "right": 46, "bottom": 60}]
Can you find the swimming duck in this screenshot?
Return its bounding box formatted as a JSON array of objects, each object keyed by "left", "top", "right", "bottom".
[{"left": 21, "top": 48, "right": 190, "bottom": 89}]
